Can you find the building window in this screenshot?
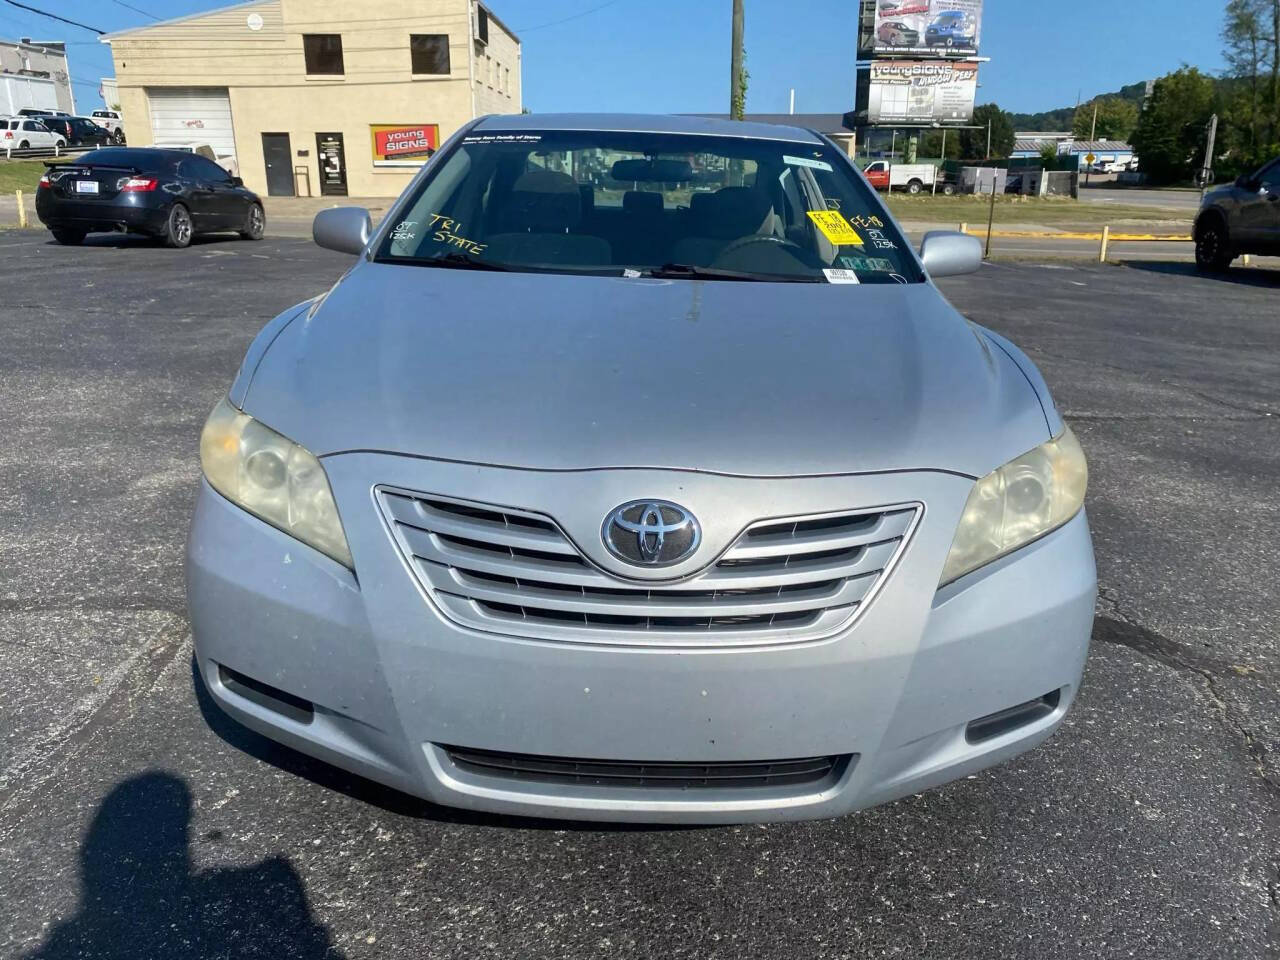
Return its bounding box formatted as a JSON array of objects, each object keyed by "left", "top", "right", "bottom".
[
  {"left": 303, "top": 34, "right": 344, "bottom": 75},
  {"left": 504, "top": 67, "right": 510, "bottom": 96},
  {"left": 410, "top": 34, "right": 450, "bottom": 75}
]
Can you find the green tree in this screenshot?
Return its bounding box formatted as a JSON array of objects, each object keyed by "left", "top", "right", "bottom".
[
  {"left": 1130, "top": 67, "right": 1216, "bottom": 184},
  {"left": 1072, "top": 97, "right": 1138, "bottom": 140},
  {"left": 1039, "top": 142, "right": 1060, "bottom": 166},
  {"left": 958, "top": 104, "right": 1015, "bottom": 160}
]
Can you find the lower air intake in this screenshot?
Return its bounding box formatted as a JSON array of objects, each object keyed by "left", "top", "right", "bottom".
[{"left": 442, "top": 745, "right": 853, "bottom": 790}]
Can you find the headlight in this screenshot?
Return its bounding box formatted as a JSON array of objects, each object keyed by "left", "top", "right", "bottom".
[
  {"left": 940, "top": 426, "right": 1087, "bottom": 585},
  {"left": 199, "top": 397, "right": 353, "bottom": 568}
]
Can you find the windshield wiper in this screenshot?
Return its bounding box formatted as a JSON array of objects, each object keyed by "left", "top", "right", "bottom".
[
  {"left": 380, "top": 252, "right": 513, "bottom": 272},
  {"left": 647, "top": 262, "right": 823, "bottom": 283}
]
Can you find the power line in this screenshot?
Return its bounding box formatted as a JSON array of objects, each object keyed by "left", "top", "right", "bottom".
[
  {"left": 0, "top": 0, "right": 104, "bottom": 34},
  {"left": 108, "top": 0, "right": 161, "bottom": 21},
  {"left": 513, "top": 0, "right": 627, "bottom": 33}
]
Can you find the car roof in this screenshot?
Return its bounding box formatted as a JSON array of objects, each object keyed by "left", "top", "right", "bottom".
[{"left": 471, "top": 113, "right": 825, "bottom": 145}]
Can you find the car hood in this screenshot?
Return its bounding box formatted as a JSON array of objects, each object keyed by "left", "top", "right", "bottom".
[{"left": 241, "top": 262, "right": 1051, "bottom": 478}]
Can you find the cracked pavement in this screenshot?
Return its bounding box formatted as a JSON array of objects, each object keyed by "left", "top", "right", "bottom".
[{"left": 0, "top": 232, "right": 1276, "bottom": 958}]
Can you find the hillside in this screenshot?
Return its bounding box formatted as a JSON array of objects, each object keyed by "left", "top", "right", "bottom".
[{"left": 1010, "top": 81, "right": 1148, "bottom": 131}]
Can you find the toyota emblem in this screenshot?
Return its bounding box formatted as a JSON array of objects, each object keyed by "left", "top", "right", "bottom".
[{"left": 602, "top": 500, "right": 701, "bottom": 567}]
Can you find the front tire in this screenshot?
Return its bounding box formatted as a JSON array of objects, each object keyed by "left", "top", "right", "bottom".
[
  {"left": 1194, "top": 218, "right": 1233, "bottom": 272},
  {"left": 51, "top": 229, "right": 86, "bottom": 245},
  {"left": 239, "top": 202, "right": 265, "bottom": 240},
  {"left": 163, "top": 203, "right": 193, "bottom": 249}
]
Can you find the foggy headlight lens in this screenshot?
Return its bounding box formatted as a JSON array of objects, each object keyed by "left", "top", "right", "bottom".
[
  {"left": 940, "top": 426, "right": 1087, "bottom": 585},
  {"left": 199, "top": 397, "right": 353, "bottom": 568}
]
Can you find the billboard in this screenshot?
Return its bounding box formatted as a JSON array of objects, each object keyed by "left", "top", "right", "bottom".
[
  {"left": 370, "top": 123, "right": 440, "bottom": 167},
  {"left": 871, "top": 0, "right": 983, "bottom": 57},
  {"left": 866, "top": 60, "right": 978, "bottom": 125}
]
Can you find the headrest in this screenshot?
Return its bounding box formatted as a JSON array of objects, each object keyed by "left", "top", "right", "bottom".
[
  {"left": 623, "top": 190, "right": 663, "bottom": 215},
  {"left": 578, "top": 183, "right": 595, "bottom": 217},
  {"left": 704, "top": 187, "right": 773, "bottom": 239},
  {"left": 505, "top": 169, "right": 581, "bottom": 232}
]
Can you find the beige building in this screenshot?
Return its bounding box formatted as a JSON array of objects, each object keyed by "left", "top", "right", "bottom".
[{"left": 102, "top": 0, "right": 520, "bottom": 198}]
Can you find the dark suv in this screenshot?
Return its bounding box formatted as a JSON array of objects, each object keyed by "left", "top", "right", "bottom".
[
  {"left": 40, "top": 116, "right": 114, "bottom": 148},
  {"left": 1194, "top": 156, "right": 1280, "bottom": 270}
]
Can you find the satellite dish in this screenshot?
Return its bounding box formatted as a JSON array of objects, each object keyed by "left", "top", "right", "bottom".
[{"left": 246, "top": 13, "right": 264, "bottom": 30}]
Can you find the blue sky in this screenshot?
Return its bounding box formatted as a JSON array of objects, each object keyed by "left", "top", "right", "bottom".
[{"left": 0, "top": 0, "right": 1223, "bottom": 116}]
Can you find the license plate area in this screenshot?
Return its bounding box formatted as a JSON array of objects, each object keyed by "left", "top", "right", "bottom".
[{"left": 75, "top": 180, "right": 99, "bottom": 194}]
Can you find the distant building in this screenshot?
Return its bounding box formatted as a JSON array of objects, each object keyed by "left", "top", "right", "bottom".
[
  {"left": 102, "top": 0, "right": 520, "bottom": 198},
  {"left": 1012, "top": 133, "right": 1134, "bottom": 169},
  {"left": 0, "top": 38, "right": 75, "bottom": 114}
]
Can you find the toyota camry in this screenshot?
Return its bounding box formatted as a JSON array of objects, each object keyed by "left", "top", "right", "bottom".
[{"left": 188, "top": 114, "right": 1095, "bottom": 823}]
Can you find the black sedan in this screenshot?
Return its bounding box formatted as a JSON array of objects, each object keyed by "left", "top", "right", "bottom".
[{"left": 35, "top": 148, "right": 265, "bottom": 248}]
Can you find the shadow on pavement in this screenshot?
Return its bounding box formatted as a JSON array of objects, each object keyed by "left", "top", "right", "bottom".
[
  {"left": 190, "top": 658, "right": 693, "bottom": 833},
  {"left": 1121, "top": 259, "right": 1280, "bottom": 287},
  {"left": 57, "top": 233, "right": 249, "bottom": 249},
  {"left": 21, "top": 772, "right": 345, "bottom": 960}
]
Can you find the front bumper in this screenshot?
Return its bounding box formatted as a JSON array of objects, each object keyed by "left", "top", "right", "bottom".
[{"left": 187, "top": 455, "right": 1096, "bottom": 823}]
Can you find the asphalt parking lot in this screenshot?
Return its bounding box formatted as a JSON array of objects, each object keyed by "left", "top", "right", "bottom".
[{"left": 1, "top": 229, "right": 1277, "bottom": 959}]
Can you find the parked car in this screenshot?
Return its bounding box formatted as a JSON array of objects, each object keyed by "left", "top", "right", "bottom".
[
  {"left": 188, "top": 113, "right": 1095, "bottom": 824},
  {"left": 926, "top": 9, "right": 977, "bottom": 47},
  {"left": 862, "top": 160, "right": 949, "bottom": 194},
  {"left": 17, "top": 107, "right": 68, "bottom": 117},
  {"left": 1193, "top": 154, "right": 1280, "bottom": 271},
  {"left": 35, "top": 146, "right": 265, "bottom": 248},
  {"left": 90, "top": 109, "right": 127, "bottom": 142},
  {"left": 1, "top": 116, "right": 65, "bottom": 150},
  {"left": 876, "top": 20, "right": 921, "bottom": 46},
  {"left": 38, "top": 116, "right": 114, "bottom": 148}
]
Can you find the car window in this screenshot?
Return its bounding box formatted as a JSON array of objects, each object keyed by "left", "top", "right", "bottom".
[
  {"left": 1258, "top": 161, "right": 1280, "bottom": 191},
  {"left": 183, "top": 155, "right": 230, "bottom": 182},
  {"left": 375, "top": 129, "right": 922, "bottom": 284}
]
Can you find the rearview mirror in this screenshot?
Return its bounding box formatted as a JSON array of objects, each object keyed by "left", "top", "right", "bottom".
[
  {"left": 919, "top": 230, "right": 982, "bottom": 278},
  {"left": 611, "top": 158, "right": 694, "bottom": 182},
  {"left": 313, "top": 206, "right": 372, "bottom": 255}
]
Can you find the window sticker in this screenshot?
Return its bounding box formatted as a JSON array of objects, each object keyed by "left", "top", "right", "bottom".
[
  {"left": 838, "top": 254, "right": 896, "bottom": 272},
  {"left": 427, "top": 213, "right": 487, "bottom": 255},
  {"left": 462, "top": 133, "right": 543, "bottom": 144},
  {"left": 823, "top": 268, "right": 861, "bottom": 284},
  {"left": 807, "top": 209, "right": 864, "bottom": 246},
  {"left": 783, "top": 154, "right": 834, "bottom": 172}
]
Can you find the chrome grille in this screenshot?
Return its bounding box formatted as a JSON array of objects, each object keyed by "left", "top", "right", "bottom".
[{"left": 378, "top": 488, "right": 919, "bottom": 648}]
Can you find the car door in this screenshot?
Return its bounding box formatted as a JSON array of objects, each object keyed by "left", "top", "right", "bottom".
[
  {"left": 1233, "top": 159, "right": 1280, "bottom": 250},
  {"left": 21, "top": 120, "right": 49, "bottom": 147},
  {"left": 188, "top": 155, "right": 246, "bottom": 229}
]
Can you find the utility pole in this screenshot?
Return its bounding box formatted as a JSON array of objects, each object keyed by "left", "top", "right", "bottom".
[
  {"left": 789, "top": 88, "right": 795, "bottom": 115},
  {"left": 985, "top": 118, "right": 991, "bottom": 159},
  {"left": 1085, "top": 101, "right": 1098, "bottom": 186},
  {"left": 730, "top": 0, "right": 745, "bottom": 120},
  {"left": 1200, "top": 113, "right": 1218, "bottom": 198}
]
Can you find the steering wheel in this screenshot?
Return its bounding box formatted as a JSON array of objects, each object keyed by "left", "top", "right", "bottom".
[{"left": 714, "top": 234, "right": 806, "bottom": 261}]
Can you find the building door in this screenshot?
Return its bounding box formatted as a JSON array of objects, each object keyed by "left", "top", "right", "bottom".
[
  {"left": 261, "top": 132, "right": 294, "bottom": 197},
  {"left": 316, "top": 132, "right": 348, "bottom": 197},
  {"left": 147, "top": 87, "right": 235, "bottom": 164}
]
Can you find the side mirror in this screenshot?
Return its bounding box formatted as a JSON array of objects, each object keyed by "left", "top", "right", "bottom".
[
  {"left": 919, "top": 230, "right": 982, "bottom": 278},
  {"left": 229, "top": 176, "right": 243, "bottom": 187},
  {"left": 313, "top": 206, "right": 372, "bottom": 255}
]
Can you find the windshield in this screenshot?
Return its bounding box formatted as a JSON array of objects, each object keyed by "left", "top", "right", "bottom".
[{"left": 374, "top": 129, "right": 922, "bottom": 284}]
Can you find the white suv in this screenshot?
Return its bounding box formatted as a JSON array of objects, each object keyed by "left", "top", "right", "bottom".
[{"left": 1, "top": 116, "right": 66, "bottom": 150}]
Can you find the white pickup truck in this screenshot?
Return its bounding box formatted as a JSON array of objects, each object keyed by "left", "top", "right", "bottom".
[
  {"left": 90, "top": 109, "right": 126, "bottom": 142},
  {"left": 862, "top": 160, "right": 953, "bottom": 194}
]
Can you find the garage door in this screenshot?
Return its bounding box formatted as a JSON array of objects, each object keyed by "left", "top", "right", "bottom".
[{"left": 146, "top": 87, "right": 235, "bottom": 160}]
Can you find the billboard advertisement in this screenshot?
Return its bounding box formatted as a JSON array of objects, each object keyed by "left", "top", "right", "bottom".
[
  {"left": 370, "top": 123, "right": 440, "bottom": 167},
  {"left": 866, "top": 60, "right": 978, "bottom": 125},
  {"left": 871, "top": 0, "right": 982, "bottom": 57}
]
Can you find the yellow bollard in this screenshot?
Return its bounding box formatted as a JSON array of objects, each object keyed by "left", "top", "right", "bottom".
[
  {"left": 16, "top": 190, "right": 26, "bottom": 229},
  {"left": 1098, "top": 224, "right": 1110, "bottom": 262}
]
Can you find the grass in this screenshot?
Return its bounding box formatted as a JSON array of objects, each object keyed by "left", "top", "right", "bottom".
[
  {"left": 0, "top": 157, "right": 71, "bottom": 195},
  {"left": 884, "top": 193, "right": 1191, "bottom": 230}
]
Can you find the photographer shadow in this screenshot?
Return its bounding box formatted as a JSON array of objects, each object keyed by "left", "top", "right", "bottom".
[{"left": 22, "top": 772, "right": 345, "bottom": 960}]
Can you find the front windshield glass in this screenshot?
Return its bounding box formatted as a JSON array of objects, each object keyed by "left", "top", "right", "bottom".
[{"left": 374, "top": 129, "right": 922, "bottom": 284}]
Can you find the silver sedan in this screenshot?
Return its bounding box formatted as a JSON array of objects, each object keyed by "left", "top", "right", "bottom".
[{"left": 187, "top": 114, "right": 1095, "bottom": 823}]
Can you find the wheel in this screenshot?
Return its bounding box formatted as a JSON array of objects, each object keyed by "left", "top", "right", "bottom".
[
  {"left": 942, "top": 183, "right": 956, "bottom": 196},
  {"left": 51, "top": 229, "right": 86, "bottom": 245},
  {"left": 907, "top": 179, "right": 923, "bottom": 195},
  {"left": 163, "top": 203, "right": 193, "bottom": 248},
  {"left": 1194, "top": 218, "right": 1233, "bottom": 272},
  {"left": 18, "top": 140, "right": 29, "bottom": 149},
  {"left": 239, "top": 202, "right": 265, "bottom": 240}
]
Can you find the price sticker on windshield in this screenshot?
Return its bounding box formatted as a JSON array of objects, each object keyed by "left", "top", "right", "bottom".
[{"left": 807, "top": 210, "right": 864, "bottom": 247}]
